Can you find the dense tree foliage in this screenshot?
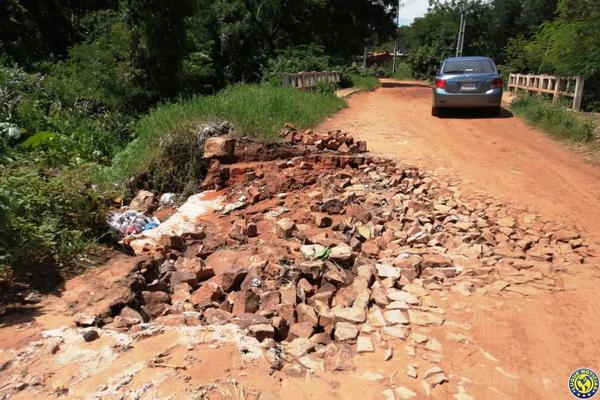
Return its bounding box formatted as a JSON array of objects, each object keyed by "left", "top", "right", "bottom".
[
  {"left": 0, "top": 0, "right": 119, "bottom": 66},
  {"left": 404, "top": 0, "right": 558, "bottom": 76}
]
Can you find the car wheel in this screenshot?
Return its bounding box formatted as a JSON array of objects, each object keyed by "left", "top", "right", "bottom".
[{"left": 431, "top": 106, "right": 439, "bottom": 117}]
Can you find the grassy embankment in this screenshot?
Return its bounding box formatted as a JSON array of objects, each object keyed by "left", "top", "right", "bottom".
[
  {"left": 106, "top": 84, "right": 346, "bottom": 192},
  {"left": 511, "top": 95, "right": 598, "bottom": 154}
]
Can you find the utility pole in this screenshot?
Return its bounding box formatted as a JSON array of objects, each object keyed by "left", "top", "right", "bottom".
[
  {"left": 392, "top": 1, "right": 403, "bottom": 75},
  {"left": 455, "top": 0, "right": 467, "bottom": 57},
  {"left": 362, "top": 45, "right": 368, "bottom": 71}
]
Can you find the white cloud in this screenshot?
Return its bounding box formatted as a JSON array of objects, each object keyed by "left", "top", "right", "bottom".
[{"left": 397, "top": 0, "right": 430, "bottom": 26}]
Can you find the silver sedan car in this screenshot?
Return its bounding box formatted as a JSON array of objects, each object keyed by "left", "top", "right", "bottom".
[{"left": 432, "top": 56, "right": 503, "bottom": 116}]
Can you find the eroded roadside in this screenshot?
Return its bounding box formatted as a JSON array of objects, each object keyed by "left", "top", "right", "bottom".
[{"left": 0, "top": 125, "right": 599, "bottom": 400}]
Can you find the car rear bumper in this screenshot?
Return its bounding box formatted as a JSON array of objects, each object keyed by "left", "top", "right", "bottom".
[{"left": 433, "top": 88, "right": 502, "bottom": 108}]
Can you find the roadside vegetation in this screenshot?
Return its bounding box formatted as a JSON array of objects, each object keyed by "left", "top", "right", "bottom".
[
  {"left": 347, "top": 74, "right": 380, "bottom": 92},
  {"left": 512, "top": 96, "right": 598, "bottom": 144},
  {"left": 390, "top": 63, "right": 413, "bottom": 81}
]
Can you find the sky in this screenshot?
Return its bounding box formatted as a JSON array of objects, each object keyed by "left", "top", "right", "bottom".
[{"left": 397, "top": 0, "right": 430, "bottom": 26}]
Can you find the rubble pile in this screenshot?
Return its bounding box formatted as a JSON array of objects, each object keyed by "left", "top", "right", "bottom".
[
  {"left": 95, "top": 126, "right": 593, "bottom": 377},
  {"left": 280, "top": 124, "right": 367, "bottom": 154}
]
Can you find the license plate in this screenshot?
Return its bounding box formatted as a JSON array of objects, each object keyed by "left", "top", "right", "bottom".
[{"left": 461, "top": 82, "right": 477, "bottom": 91}]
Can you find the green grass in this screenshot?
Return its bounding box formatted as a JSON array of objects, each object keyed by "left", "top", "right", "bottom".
[
  {"left": 349, "top": 74, "right": 380, "bottom": 91},
  {"left": 512, "top": 95, "right": 597, "bottom": 143},
  {"left": 105, "top": 84, "right": 346, "bottom": 187}
]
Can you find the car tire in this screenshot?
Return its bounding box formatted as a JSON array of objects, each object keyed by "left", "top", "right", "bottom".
[
  {"left": 490, "top": 106, "right": 502, "bottom": 117},
  {"left": 431, "top": 106, "right": 439, "bottom": 117}
]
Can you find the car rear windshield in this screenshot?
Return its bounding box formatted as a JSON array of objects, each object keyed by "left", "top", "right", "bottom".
[{"left": 442, "top": 59, "right": 495, "bottom": 74}]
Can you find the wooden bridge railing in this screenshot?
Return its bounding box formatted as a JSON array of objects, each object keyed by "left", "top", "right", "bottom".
[
  {"left": 282, "top": 71, "right": 341, "bottom": 89},
  {"left": 508, "top": 73, "right": 585, "bottom": 111}
]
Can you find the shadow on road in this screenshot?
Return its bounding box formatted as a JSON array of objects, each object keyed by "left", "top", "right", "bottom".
[
  {"left": 380, "top": 81, "right": 431, "bottom": 89},
  {"left": 437, "top": 107, "right": 513, "bottom": 119}
]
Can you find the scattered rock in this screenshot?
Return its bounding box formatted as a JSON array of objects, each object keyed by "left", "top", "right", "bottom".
[
  {"left": 384, "top": 347, "right": 393, "bottom": 361},
  {"left": 325, "top": 343, "right": 355, "bottom": 371},
  {"left": 129, "top": 190, "right": 156, "bottom": 213},
  {"left": 204, "top": 136, "right": 235, "bottom": 161},
  {"left": 383, "top": 310, "right": 409, "bottom": 325},
  {"left": 395, "top": 386, "right": 417, "bottom": 399},
  {"left": 382, "top": 389, "right": 396, "bottom": 400},
  {"left": 356, "top": 336, "right": 375, "bottom": 353},
  {"left": 285, "top": 338, "right": 314, "bottom": 359},
  {"left": 406, "top": 364, "right": 418, "bottom": 378},
  {"left": 423, "top": 366, "right": 448, "bottom": 387},
  {"left": 74, "top": 126, "right": 592, "bottom": 378},
  {"left": 333, "top": 307, "right": 366, "bottom": 324},
  {"left": 276, "top": 218, "right": 297, "bottom": 239},
  {"left": 424, "top": 338, "right": 442, "bottom": 352},
  {"left": 249, "top": 324, "right": 275, "bottom": 342},
  {"left": 382, "top": 325, "right": 409, "bottom": 340},
  {"left": 334, "top": 322, "right": 360, "bottom": 341},
  {"left": 408, "top": 310, "right": 444, "bottom": 326},
  {"left": 82, "top": 329, "right": 99, "bottom": 342}
]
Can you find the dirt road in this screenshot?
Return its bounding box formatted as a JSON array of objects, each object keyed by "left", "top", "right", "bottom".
[
  {"left": 318, "top": 80, "right": 600, "bottom": 398},
  {"left": 320, "top": 80, "right": 600, "bottom": 241}
]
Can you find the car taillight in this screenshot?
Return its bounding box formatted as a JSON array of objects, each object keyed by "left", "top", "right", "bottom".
[
  {"left": 492, "top": 78, "right": 503, "bottom": 88},
  {"left": 435, "top": 79, "right": 446, "bottom": 89}
]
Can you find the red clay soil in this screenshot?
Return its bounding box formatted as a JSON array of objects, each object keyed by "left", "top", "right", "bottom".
[{"left": 319, "top": 79, "right": 600, "bottom": 242}]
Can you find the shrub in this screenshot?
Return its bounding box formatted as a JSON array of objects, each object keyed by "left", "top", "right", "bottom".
[
  {"left": 0, "top": 64, "right": 134, "bottom": 166},
  {"left": 315, "top": 81, "right": 337, "bottom": 95},
  {"left": 262, "top": 45, "right": 331, "bottom": 86},
  {"left": 48, "top": 12, "right": 139, "bottom": 111},
  {"left": 0, "top": 164, "right": 113, "bottom": 278}
]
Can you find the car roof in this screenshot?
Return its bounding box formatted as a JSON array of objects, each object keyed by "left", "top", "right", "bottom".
[{"left": 443, "top": 56, "right": 494, "bottom": 62}]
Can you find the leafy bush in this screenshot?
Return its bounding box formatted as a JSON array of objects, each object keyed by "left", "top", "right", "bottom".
[
  {"left": 361, "top": 62, "right": 413, "bottom": 80},
  {"left": 262, "top": 45, "right": 331, "bottom": 86},
  {"left": 49, "top": 13, "right": 143, "bottom": 111},
  {"left": 0, "top": 64, "right": 134, "bottom": 166},
  {"left": 512, "top": 95, "right": 597, "bottom": 142},
  {"left": 315, "top": 81, "right": 337, "bottom": 95},
  {"left": 407, "top": 45, "right": 440, "bottom": 80},
  {"left": 0, "top": 164, "right": 112, "bottom": 278}
]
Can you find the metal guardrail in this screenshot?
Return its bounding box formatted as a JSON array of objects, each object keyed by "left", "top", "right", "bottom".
[
  {"left": 508, "top": 73, "right": 585, "bottom": 111},
  {"left": 282, "top": 71, "right": 341, "bottom": 89}
]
